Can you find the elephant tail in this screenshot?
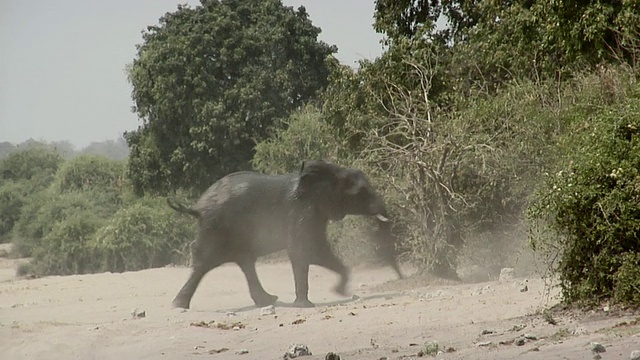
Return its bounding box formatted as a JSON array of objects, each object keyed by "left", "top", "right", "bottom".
[{"left": 166, "top": 198, "right": 200, "bottom": 218}]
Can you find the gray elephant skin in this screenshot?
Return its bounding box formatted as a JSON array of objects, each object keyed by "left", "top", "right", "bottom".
[{"left": 167, "top": 160, "right": 403, "bottom": 309}]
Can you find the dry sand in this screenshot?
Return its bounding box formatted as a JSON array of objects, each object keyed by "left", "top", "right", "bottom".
[{"left": 1, "top": 247, "right": 639, "bottom": 360}]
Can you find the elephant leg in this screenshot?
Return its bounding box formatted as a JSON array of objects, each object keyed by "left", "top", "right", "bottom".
[
  {"left": 172, "top": 265, "right": 215, "bottom": 309},
  {"left": 236, "top": 257, "right": 278, "bottom": 307},
  {"left": 172, "top": 234, "right": 223, "bottom": 309},
  {"left": 310, "top": 242, "right": 350, "bottom": 296},
  {"left": 289, "top": 257, "right": 315, "bottom": 308}
]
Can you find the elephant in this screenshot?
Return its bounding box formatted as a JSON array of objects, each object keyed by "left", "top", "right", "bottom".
[{"left": 167, "top": 159, "right": 403, "bottom": 309}]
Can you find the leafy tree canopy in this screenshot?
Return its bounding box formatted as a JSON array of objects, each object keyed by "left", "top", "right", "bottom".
[
  {"left": 0, "top": 145, "right": 63, "bottom": 183},
  {"left": 374, "top": 0, "right": 640, "bottom": 88},
  {"left": 0, "top": 142, "right": 15, "bottom": 160},
  {"left": 126, "top": 0, "right": 337, "bottom": 195}
]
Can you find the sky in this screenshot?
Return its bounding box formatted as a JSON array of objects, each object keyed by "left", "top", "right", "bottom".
[{"left": 0, "top": 0, "right": 385, "bottom": 148}]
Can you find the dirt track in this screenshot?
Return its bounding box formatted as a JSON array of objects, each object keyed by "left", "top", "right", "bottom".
[{"left": 1, "top": 252, "right": 639, "bottom": 360}]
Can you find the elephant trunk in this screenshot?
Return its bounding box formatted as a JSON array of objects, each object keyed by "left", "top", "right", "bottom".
[
  {"left": 368, "top": 197, "right": 403, "bottom": 279},
  {"left": 368, "top": 196, "right": 390, "bottom": 222}
]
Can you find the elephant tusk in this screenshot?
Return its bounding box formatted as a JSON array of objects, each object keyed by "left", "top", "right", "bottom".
[{"left": 375, "top": 214, "right": 389, "bottom": 222}]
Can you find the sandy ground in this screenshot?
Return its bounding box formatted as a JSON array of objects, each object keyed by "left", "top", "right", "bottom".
[{"left": 1, "top": 248, "right": 639, "bottom": 360}]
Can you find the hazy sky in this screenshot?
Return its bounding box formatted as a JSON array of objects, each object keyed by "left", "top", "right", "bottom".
[{"left": 0, "top": 0, "right": 384, "bottom": 148}]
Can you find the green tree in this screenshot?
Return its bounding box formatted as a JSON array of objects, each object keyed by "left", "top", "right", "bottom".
[
  {"left": 374, "top": 0, "right": 640, "bottom": 86},
  {"left": 126, "top": 0, "right": 337, "bottom": 195}
]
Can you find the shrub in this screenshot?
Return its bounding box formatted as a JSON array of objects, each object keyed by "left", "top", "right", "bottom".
[
  {"left": 91, "top": 197, "right": 196, "bottom": 272},
  {"left": 613, "top": 252, "right": 640, "bottom": 304},
  {"left": 0, "top": 181, "right": 26, "bottom": 241},
  {"left": 356, "top": 62, "right": 562, "bottom": 278},
  {"left": 0, "top": 145, "right": 63, "bottom": 182},
  {"left": 52, "top": 155, "right": 125, "bottom": 194},
  {"left": 30, "top": 213, "right": 104, "bottom": 275},
  {"left": 252, "top": 105, "right": 343, "bottom": 174},
  {"left": 0, "top": 146, "right": 63, "bottom": 240},
  {"left": 12, "top": 190, "right": 119, "bottom": 257},
  {"left": 528, "top": 75, "right": 640, "bottom": 305}
]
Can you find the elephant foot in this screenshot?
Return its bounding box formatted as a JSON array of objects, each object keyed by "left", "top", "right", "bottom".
[
  {"left": 253, "top": 293, "right": 278, "bottom": 307},
  {"left": 333, "top": 283, "right": 348, "bottom": 297},
  {"left": 171, "top": 296, "right": 191, "bottom": 309},
  {"left": 292, "top": 298, "right": 316, "bottom": 308}
]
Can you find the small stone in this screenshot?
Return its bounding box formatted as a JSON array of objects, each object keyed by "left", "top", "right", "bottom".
[
  {"left": 351, "top": 294, "right": 361, "bottom": 301},
  {"left": 260, "top": 305, "right": 276, "bottom": 316},
  {"left": 226, "top": 311, "right": 237, "bottom": 317},
  {"left": 524, "top": 333, "right": 538, "bottom": 341},
  {"left": 591, "top": 342, "right": 606, "bottom": 354},
  {"left": 499, "top": 268, "right": 515, "bottom": 282},
  {"left": 130, "top": 308, "right": 146, "bottom": 319},
  {"left": 515, "top": 338, "right": 526, "bottom": 346},
  {"left": 284, "top": 344, "right": 312, "bottom": 359},
  {"left": 477, "top": 341, "right": 492, "bottom": 347},
  {"left": 481, "top": 329, "right": 495, "bottom": 335},
  {"left": 325, "top": 352, "right": 341, "bottom": 360},
  {"left": 208, "top": 348, "right": 229, "bottom": 354},
  {"left": 236, "top": 349, "right": 249, "bottom": 355},
  {"left": 594, "top": 355, "right": 602, "bottom": 360},
  {"left": 630, "top": 350, "right": 640, "bottom": 360}
]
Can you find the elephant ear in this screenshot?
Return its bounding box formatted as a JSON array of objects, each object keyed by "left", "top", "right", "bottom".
[
  {"left": 297, "top": 160, "right": 336, "bottom": 198},
  {"left": 338, "top": 169, "right": 368, "bottom": 196},
  {"left": 297, "top": 160, "right": 345, "bottom": 219}
]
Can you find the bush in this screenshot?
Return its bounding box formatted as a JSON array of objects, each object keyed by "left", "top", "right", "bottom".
[
  {"left": 52, "top": 154, "right": 126, "bottom": 194},
  {"left": 253, "top": 105, "right": 343, "bottom": 174},
  {"left": 613, "top": 252, "right": 640, "bottom": 304},
  {"left": 30, "top": 213, "right": 104, "bottom": 275},
  {"left": 0, "top": 145, "right": 63, "bottom": 182},
  {"left": 12, "top": 190, "right": 120, "bottom": 257},
  {"left": 528, "top": 70, "right": 640, "bottom": 305},
  {"left": 0, "top": 146, "right": 63, "bottom": 240},
  {"left": 91, "top": 197, "right": 196, "bottom": 272},
  {"left": 0, "top": 181, "right": 26, "bottom": 241},
  {"left": 353, "top": 61, "right": 564, "bottom": 278}
]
